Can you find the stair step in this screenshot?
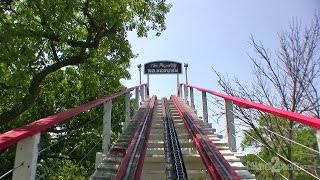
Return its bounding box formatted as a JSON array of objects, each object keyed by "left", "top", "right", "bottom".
[
  {"left": 97, "top": 163, "right": 118, "bottom": 172},
  {"left": 235, "top": 170, "right": 256, "bottom": 179},
  {"left": 101, "top": 156, "right": 122, "bottom": 164},
  {"left": 91, "top": 173, "right": 115, "bottom": 180},
  {"left": 230, "top": 162, "right": 249, "bottom": 170}
]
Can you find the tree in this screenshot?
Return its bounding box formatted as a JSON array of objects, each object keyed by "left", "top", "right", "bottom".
[
  {"left": 0, "top": 0, "right": 171, "bottom": 178},
  {"left": 0, "top": 60, "right": 139, "bottom": 178},
  {"left": 0, "top": 63, "right": 131, "bottom": 178},
  {"left": 0, "top": 0, "right": 171, "bottom": 125},
  {"left": 214, "top": 15, "right": 320, "bottom": 179},
  {"left": 241, "top": 115, "right": 319, "bottom": 179}
]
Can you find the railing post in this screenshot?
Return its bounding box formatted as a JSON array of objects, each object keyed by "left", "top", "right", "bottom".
[
  {"left": 12, "top": 133, "right": 40, "bottom": 180},
  {"left": 190, "top": 87, "right": 195, "bottom": 110},
  {"left": 147, "top": 75, "right": 149, "bottom": 96},
  {"left": 145, "top": 85, "right": 148, "bottom": 99},
  {"left": 124, "top": 92, "right": 131, "bottom": 132},
  {"left": 202, "top": 91, "right": 208, "bottom": 122},
  {"left": 317, "top": 130, "right": 320, "bottom": 155},
  {"left": 103, "top": 100, "right": 112, "bottom": 153},
  {"left": 184, "top": 84, "right": 189, "bottom": 104},
  {"left": 178, "top": 84, "right": 182, "bottom": 98},
  {"left": 225, "top": 100, "right": 237, "bottom": 152},
  {"left": 177, "top": 74, "right": 180, "bottom": 95},
  {"left": 135, "top": 87, "right": 140, "bottom": 112},
  {"left": 141, "top": 85, "right": 145, "bottom": 102}
]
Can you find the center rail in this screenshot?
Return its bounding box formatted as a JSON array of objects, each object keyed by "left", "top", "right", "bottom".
[{"left": 162, "top": 98, "right": 188, "bottom": 180}]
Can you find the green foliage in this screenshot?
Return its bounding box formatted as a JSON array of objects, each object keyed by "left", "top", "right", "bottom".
[
  {"left": 0, "top": 0, "right": 171, "bottom": 178},
  {"left": 0, "top": 0, "right": 171, "bottom": 124},
  {"left": 241, "top": 115, "right": 319, "bottom": 179},
  {"left": 39, "top": 160, "right": 88, "bottom": 180}
]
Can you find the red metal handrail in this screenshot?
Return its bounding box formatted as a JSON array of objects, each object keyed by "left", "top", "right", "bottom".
[
  {"left": 172, "top": 96, "right": 240, "bottom": 179},
  {"left": 115, "top": 96, "right": 156, "bottom": 180},
  {"left": 181, "top": 83, "right": 320, "bottom": 129},
  {"left": 0, "top": 84, "right": 148, "bottom": 151}
]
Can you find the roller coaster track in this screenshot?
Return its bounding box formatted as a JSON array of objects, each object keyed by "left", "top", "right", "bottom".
[
  {"left": 3, "top": 83, "right": 318, "bottom": 179},
  {"left": 91, "top": 96, "right": 255, "bottom": 179}
]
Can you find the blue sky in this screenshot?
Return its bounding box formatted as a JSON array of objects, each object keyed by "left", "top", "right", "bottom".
[
  {"left": 121, "top": 1, "right": 320, "bottom": 152},
  {"left": 122, "top": 0, "right": 320, "bottom": 98}
]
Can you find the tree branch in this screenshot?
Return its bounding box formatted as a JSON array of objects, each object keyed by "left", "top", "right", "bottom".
[
  {"left": 0, "top": 53, "right": 87, "bottom": 125},
  {"left": 50, "top": 41, "right": 60, "bottom": 62}
]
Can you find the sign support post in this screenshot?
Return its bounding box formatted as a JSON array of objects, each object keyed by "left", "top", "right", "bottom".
[
  {"left": 147, "top": 74, "right": 149, "bottom": 92},
  {"left": 144, "top": 61, "right": 183, "bottom": 96},
  {"left": 177, "top": 74, "right": 179, "bottom": 94}
]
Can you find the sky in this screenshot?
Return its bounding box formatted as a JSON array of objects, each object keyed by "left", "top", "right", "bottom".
[
  {"left": 122, "top": 0, "right": 320, "bottom": 98},
  {"left": 120, "top": 1, "right": 320, "bottom": 150}
]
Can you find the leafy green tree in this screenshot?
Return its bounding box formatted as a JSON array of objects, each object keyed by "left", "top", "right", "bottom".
[
  {"left": 0, "top": 0, "right": 171, "bottom": 178},
  {"left": 241, "top": 115, "right": 319, "bottom": 179},
  {"left": 0, "top": 0, "right": 171, "bottom": 125}
]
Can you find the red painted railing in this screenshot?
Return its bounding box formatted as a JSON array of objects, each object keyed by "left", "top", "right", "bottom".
[
  {"left": 0, "top": 84, "right": 148, "bottom": 151},
  {"left": 172, "top": 96, "right": 241, "bottom": 179},
  {"left": 180, "top": 83, "right": 320, "bottom": 129},
  {"left": 115, "top": 96, "right": 156, "bottom": 180}
]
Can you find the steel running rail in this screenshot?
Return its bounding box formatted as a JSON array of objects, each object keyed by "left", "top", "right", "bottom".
[
  {"left": 172, "top": 95, "right": 241, "bottom": 180},
  {"left": 115, "top": 96, "right": 156, "bottom": 180},
  {"left": 162, "top": 98, "right": 188, "bottom": 180}
]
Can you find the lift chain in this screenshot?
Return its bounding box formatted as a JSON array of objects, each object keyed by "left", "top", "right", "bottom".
[
  {"left": 163, "top": 100, "right": 174, "bottom": 179},
  {"left": 163, "top": 99, "right": 188, "bottom": 180}
]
